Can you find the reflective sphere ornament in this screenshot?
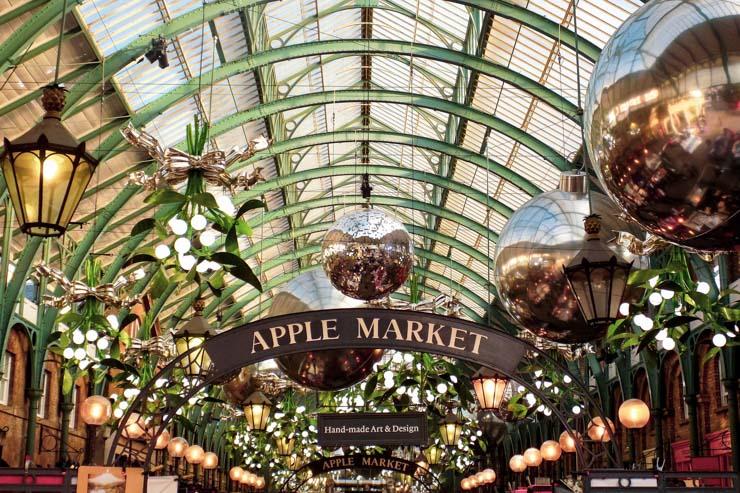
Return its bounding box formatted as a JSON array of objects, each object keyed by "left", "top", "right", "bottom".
[
  {"left": 494, "top": 172, "right": 644, "bottom": 342},
  {"left": 271, "top": 270, "right": 383, "bottom": 390},
  {"left": 477, "top": 409, "right": 508, "bottom": 445},
  {"left": 321, "top": 208, "right": 414, "bottom": 300},
  {"left": 584, "top": 0, "right": 740, "bottom": 252},
  {"left": 221, "top": 367, "right": 256, "bottom": 405}
]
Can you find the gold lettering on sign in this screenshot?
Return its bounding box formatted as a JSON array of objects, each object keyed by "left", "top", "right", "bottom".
[
  {"left": 382, "top": 319, "right": 404, "bottom": 340},
  {"left": 269, "top": 325, "right": 286, "bottom": 348},
  {"left": 357, "top": 318, "right": 379, "bottom": 339},
  {"left": 322, "top": 319, "right": 340, "bottom": 340},
  {"left": 287, "top": 323, "right": 304, "bottom": 344},
  {"left": 448, "top": 327, "right": 466, "bottom": 350},
  {"left": 406, "top": 320, "right": 424, "bottom": 343},
  {"left": 251, "top": 331, "right": 270, "bottom": 354},
  {"left": 470, "top": 331, "right": 488, "bottom": 355},
  {"left": 427, "top": 323, "right": 445, "bottom": 346},
  {"left": 305, "top": 321, "right": 321, "bottom": 342}
]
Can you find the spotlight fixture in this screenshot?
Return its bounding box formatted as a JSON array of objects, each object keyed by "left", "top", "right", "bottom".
[{"left": 144, "top": 37, "right": 169, "bottom": 69}]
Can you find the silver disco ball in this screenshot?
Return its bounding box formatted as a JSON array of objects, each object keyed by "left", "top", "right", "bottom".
[
  {"left": 321, "top": 208, "right": 414, "bottom": 300},
  {"left": 270, "top": 270, "right": 383, "bottom": 391},
  {"left": 584, "top": 0, "right": 740, "bottom": 253},
  {"left": 493, "top": 173, "right": 645, "bottom": 343}
]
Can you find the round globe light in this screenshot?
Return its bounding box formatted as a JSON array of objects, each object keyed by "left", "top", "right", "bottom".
[
  {"left": 167, "top": 437, "right": 189, "bottom": 458},
  {"left": 199, "top": 230, "right": 216, "bottom": 247},
  {"left": 713, "top": 333, "right": 727, "bottom": 348},
  {"left": 559, "top": 430, "right": 580, "bottom": 453},
  {"left": 509, "top": 455, "right": 527, "bottom": 473},
  {"left": 80, "top": 395, "right": 112, "bottom": 426},
  {"left": 618, "top": 398, "right": 651, "bottom": 429},
  {"left": 587, "top": 417, "right": 616, "bottom": 442},
  {"left": 154, "top": 430, "right": 171, "bottom": 450},
  {"left": 174, "top": 237, "right": 191, "bottom": 254},
  {"left": 229, "top": 466, "right": 244, "bottom": 481},
  {"left": 202, "top": 451, "right": 218, "bottom": 469},
  {"left": 184, "top": 444, "right": 205, "bottom": 464},
  {"left": 523, "top": 447, "right": 542, "bottom": 467},
  {"left": 169, "top": 218, "right": 188, "bottom": 235},
  {"left": 481, "top": 468, "right": 496, "bottom": 483},
  {"left": 540, "top": 440, "right": 562, "bottom": 461},
  {"left": 178, "top": 254, "right": 196, "bottom": 271},
  {"left": 661, "top": 337, "right": 676, "bottom": 351}
]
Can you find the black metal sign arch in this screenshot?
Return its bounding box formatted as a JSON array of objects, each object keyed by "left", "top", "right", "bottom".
[
  {"left": 278, "top": 454, "right": 442, "bottom": 492},
  {"left": 106, "top": 308, "right": 620, "bottom": 476}
]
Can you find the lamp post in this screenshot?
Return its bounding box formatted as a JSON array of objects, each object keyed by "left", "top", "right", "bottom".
[
  {"left": 153, "top": 430, "right": 170, "bottom": 472},
  {"left": 563, "top": 214, "right": 632, "bottom": 332},
  {"left": 202, "top": 452, "right": 218, "bottom": 487},
  {"left": 243, "top": 392, "right": 272, "bottom": 431},
  {"left": 79, "top": 395, "right": 112, "bottom": 465},
  {"left": 619, "top": 398, "right": 650, "bottom": 465},
  {"left": 167, "top": 436, "right": 188, "bottom": 476},
  {"left": 185, "top": 445, "right": 205, "bottom": 485},
  {"left": 173, "top": 298, "right": 216, "bottom": 378},
  {"left": 229, "top": 466, "right": 244, "bottom": 490},
  {"left": 509, "top": 455, "right": 526, "bottom": 487}
]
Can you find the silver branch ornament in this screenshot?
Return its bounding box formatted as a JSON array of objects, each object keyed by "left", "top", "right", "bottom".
[{"left": 34, "top": 263, "right": 142, "bottom": 308}]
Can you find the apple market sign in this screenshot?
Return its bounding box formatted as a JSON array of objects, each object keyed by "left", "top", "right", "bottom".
[{"left": 205, "top": 308, "right": 527, "bottom": 376}]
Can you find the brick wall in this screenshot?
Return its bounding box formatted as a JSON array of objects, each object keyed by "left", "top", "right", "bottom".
[{"left": 0, "top": 325, "right": 88, "bottom": 467}]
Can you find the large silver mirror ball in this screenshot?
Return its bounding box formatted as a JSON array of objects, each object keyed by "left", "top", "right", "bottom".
[
  {"left": 584, "top": 0, "right": 739, "bottom": 252},
  {"left": 493, "top": 191, "right": 644, "bottom": 343},
  {"left": 321, "top": 208, "right": 414, "bottom": 300}
]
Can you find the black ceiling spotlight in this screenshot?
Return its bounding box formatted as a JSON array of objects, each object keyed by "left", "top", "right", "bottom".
[{"left": 145, "top": 36, "right": 169, "bottom": 69}]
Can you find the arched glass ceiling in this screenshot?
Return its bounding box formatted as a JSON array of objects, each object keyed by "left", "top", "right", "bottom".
[{"left": 0, "top": 0, "right": 644, "bottom": 336}]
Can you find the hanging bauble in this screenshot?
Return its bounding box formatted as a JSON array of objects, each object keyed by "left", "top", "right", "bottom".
[
  {"left": 584, "top": 0, "right": 740, "bottom": 253},
  {"left": 494, "top": 172, "right": 645, "bottom": 343},
  {"left": 271, "top": 270, "right": 383, "bottom": 390},
  {"left": 477, "top": 410, "right": 508, "bottom": 445},
  {"left": 321, "top": 208, "right": 414, "bottom": 300}
]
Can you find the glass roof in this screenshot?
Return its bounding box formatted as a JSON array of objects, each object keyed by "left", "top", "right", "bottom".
[{"left": 0, "top": 0, "right": 645, "bottom": 330}]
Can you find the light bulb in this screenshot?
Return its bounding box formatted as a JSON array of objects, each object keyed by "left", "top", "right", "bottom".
[
  {"left": 696, "top": 281, "right": 710, "bottom": 294},
  {"left": 660, "top": 289, "right": 674, "bottom": 299},
  {"left": 712, "top": 333, "right": 727, "bottom": 348},
  {"left": 85, "top": 330, "right": 99, "bottom": 342},
  {"left": 641, "top": 318, "right": 654, "bottom": 331},
  {"left": 649, "top": 292, "right": 663, "bottom": 306},
  {"left": 619, "top": 302, "right": 630, "bottom": 316},
  {"left": 178, "top": 254, "right": 196, "bottom": 271},
  {"left": 106, "top": 314, "right": 119, "bottom": 330},
  {"left": 155, "top": 244, "right": 171, "bottom": 259},
  {"left": 74, "top": 348, "right": 86, "bottom": 360},
  {"left": 436, "top": 383, "right": 448, "bottom": 394},
  {"left": 72, "top": 331, "right": 85, "bottom": 345},
  {"left": 199, "top": 230, "right": 216, "bottom": 247},
  {"left": 633, "top": 313, "right": 647, "bottom": 327},
  {"left": 97, "top": 338, "right": 109, "bottom": 350},
  {"left": 169, "top": 217, "right": 188, "bottom": 235},
  {"left": 661, "top": 338, "right": 676, "bottom": 351},
  {"left": 191, "top": 214, "right": 207, "bottom": 231},
  {"left": 174, "top": 237, "right": 191, "bottom": 254},
  {"left": 655, "top": 329, "right": 668, "bottom": 341},
  {"left": 63, "top": 348, "right": 74, "bottom": 359}
]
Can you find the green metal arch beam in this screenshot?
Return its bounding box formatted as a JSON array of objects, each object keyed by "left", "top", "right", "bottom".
[
  {"left": 57, "top": 0, "right": 596, "bottom": 114},
  {"left": 237, "top": 163, "right": 514, "bottom": 218},
  {"left": 93, "top": 39, "right": 578, "bottom": 160},
  {"left": 207, "top": 89, "right": 571, "bottom": 171},
  {"left": 0, "top": 0, "right": 83, "bottom": 75},
  {"left": 236, "top": 129, "right": 542, "bottom": 196},
  {"left": 164, "top": 219, "right": 495, "bottom": 326}
]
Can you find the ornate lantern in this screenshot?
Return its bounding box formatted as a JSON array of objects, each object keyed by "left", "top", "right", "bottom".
[
  {"left": 243, "top": 391, "right": 272, "bottom": 431},
  {"left": 168, "top": 437, "right": 189, "bottom": 458},
  {"left": 540, "top": 440, "right": 562, "bottom": 461},
  {"left": 287, "top": 454, "right": 303, "bottom": 470},
  {"left": 276, "top": 435, "right": 295, "bottom": 456},
  {"left": 173, "top": 298, "right": 215, "bottom": 377},
  {"left": 564, "top": 215, "right": 632, "bottom": 332},
  {"left": 509, "top": 455, "right": 526, "bottom": 473},
  {"left": 523, "top": 447, "right": 542, "bottom": 467},
  {"left": 202, "top": 452, "right": 218, "bottom": 470},
  {"left": 424, "top": 445, "right": 442, "bottom": 465},
  {"left": 80, "top": 395, "right": 111, "bottom": 426},
  {"left": 471, "top": 372, "right": 508, "bottom": 410},
  {"left": 438, "top": 411, "right": 463, "bottom": 446},
  {"left": 1, "top": 86, "right": 100, "bottom": 237}
]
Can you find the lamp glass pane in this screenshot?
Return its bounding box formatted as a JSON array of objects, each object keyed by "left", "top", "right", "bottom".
[
  {"left": 13, "top": 152, "right": 42, "bottom": 224},
  {"left": 58, "top": 159, "right": 94, "bottom": 229},
  {"left": 40, "top": 152, "right": 74, "bottom": 228}
]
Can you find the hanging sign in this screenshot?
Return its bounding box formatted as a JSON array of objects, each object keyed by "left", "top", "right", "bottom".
[
  {"left": 205, "top": 308, "right": 528, "bottom": 376},
  {"left": 317, "top": 412, "right": 428, "bottom": 447},
  {"left": 307, "top": 454, "right": 420, "bottom": 477}
]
